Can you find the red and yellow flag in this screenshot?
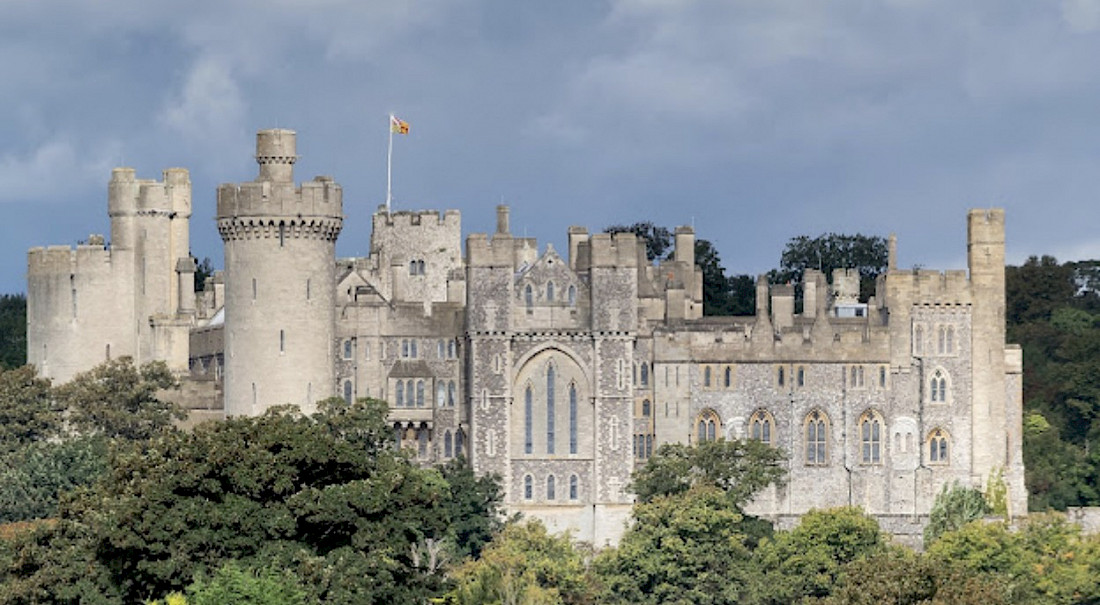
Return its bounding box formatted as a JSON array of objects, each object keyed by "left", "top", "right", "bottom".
[{"left": 390, "top": 115, "right": 410, "bottom": 135}]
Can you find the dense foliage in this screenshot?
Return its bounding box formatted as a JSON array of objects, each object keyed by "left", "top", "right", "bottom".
[{"left": 0, "top": 295, "right": 25, "bottom": 371}]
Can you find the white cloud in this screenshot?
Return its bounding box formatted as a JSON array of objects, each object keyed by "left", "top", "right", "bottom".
[
  {"left": 1062, "top": 0, "right": 1100, "bottom": 32},
  {"left": 0, "top": 137, "right": 121, "bottom": 202},
  {"left": 159, "top": 56, "right": 247, "bottom": 149}
]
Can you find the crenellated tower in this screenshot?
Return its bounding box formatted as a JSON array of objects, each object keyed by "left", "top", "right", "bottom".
[{"left": 217, "top": 129, "right": 343, "bottom": 416}]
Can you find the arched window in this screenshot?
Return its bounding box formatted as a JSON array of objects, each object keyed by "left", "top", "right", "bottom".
[
  {"left": 455, "top": 428, "right": 465, "bottom": 457},
  {"left": 444, "top": 431, "right": 453, "bottom": 458},
  {"left": 797, "top": 366, "right": 805, "bottom": 388},
  {"left": 547, "top": 475, "right": 556, "bottom": 500},
  {"left": 411, "top": 340, "right": 418, "bottom": 358},
  {"left": 646, "top": 434, "right": 653, "bottom": 458},
  {"left": 928, "top": 428, "right": 950, "bottom": 464},
  {"left": 805, "top": 410, "right": 829, "bottom": 466},
  {"left": 547, "top": 281, "right": 554, "bottom": 301},
  {"left": 777, "top": 366, "right": 785, "bottom": 387},
  {"left": 395, "top": 380, "right": 404, "bottom": 407},
  {"left": 417, "top": 427, "right": 428, "bottom": 457},
  {"left": 640, "top": 363, "right": 649, "bottom": 386},
  {"left": 406, "top": 381, "right": 415, "bottom": 407},
  {"left": 402, "top": 339, "right": 410, "bottom": 358},
  {"left": 859, "top": 410, "right": 884, "bottom": 464},
  {"left": 568, "top": 285, "right": 576, "bottom": 306},
  {"left": 524, "top": 474, "right": 533, "bottom": 500},
  {"left": 524, "top": 384, "right": 533, "bottom": 454},
  {"left": 704, "top": 366, "right": 712, "bottom": 387},
  {"left": 749, "top": 410, "right": 775, "bottom": 446},
  {"left": 929, "top": 369, "right": 949, "bottom": 403},
  {"left": 409, "top": 260, "right": 417, "bottom": 275},
  {"left": 448, "top": 340, "right": 456, "bottom": 358},
  {"left": 343, "top": 380, "right": 353, "bottom": 404},
  {"left": 546, "top": 364, "right": 556, "bottom": 454},
  {"left": 641, "top": 399, "right": 651, "bottom": 417},
  {"left": 524, "top": 284, "right": 533, "bottom": 308},
  {"left": 696, "top": 409, "right": 720, "bottom": 443},
  {"left": 436, "top": 382, "right": 446, "bottom": 407},
  {"left": 724, "top": 366, "right": 732, "bottom": 388},
  {"left": 569, "top": 382, "right": 578, "bottom": 454},
  {"left": 448, "top": 381, "right": 456, "bottom": 407},
  {"left": 569, "top": 475, "right": 578, "bottom": 500},
  {"left": 418, "top": 260, "right": 426, "bottom": 275},
  {"left": 416, "top": 380, "right": 425, "bottom": 407}
]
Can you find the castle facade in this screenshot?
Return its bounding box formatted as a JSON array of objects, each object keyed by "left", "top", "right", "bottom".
[{"left": 27, "top": 129, "right": 1026, "bottom": 544}]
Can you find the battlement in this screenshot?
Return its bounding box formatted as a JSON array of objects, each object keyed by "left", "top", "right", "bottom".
[
  {"left": 589, "top": 232, "right": 639, "bottom": 268},
  {"left": 216, "top": 177, "right": 343, "bottom": 219},
  {"left": 373, "top": 208, "right": 461, "bottom": 231},
  {"left": 28, "top": 243, "right": 115, "bottom": 276},
  {"left": 885, "top": 268, "right": 972, "bottom": 305},
  {"left": 109, "top": 167, "right": 191, "bottom": 217},
  {"left": 466, "top": 233, "right": 516, "bottom": 267}
]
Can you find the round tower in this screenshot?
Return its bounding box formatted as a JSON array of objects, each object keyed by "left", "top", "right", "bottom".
[{"left": 217, "top": 129, "right": 343, "bottom": 416}]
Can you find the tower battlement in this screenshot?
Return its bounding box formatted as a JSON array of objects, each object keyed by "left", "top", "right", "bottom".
[{"left": 588, "top": 232, "right": 640, "bottom": 268}]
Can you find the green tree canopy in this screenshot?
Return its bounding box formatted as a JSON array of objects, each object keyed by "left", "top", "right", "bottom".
[
  {"left": 0, "top": 295, "right": 26, "bottom": 371},
  {"left": 0, "top": 366, "right": 58, "bottom": 453},
  {"left": 770, "top": 233, "right": 888, "bottom": 302},
  {"left": 54, "top": 357, "right": 183, "bottom": 441},
  {"left": 923, "top": 481, "right": 992, "bottom": 546},
  {"left": 604, "top": 222, "right": 672, "bottom": 262},
  {"left": 629, "top": 438, "right": 786, "bottom": 508}
]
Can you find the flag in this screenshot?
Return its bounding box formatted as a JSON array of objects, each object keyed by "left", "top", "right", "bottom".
[{"left": 390, "top": 115, "right": 410, "bottom": 135}]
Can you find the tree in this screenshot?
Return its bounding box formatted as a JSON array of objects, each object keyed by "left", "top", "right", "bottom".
[
  {"left": 448, "top": 519, "right": 594, "bottom": 605},
  {"left": 694, "top": 239, "right": 742, "bottom": 316},
  {"left": 0, "top": 366, "right": 59, "bottom": 453},
  {"left": 754, "top": 507, "right": 887, "bottom": 603},
  {"left": 185, "top": 562, "right": 305, "bottom": 605},
  {"left": 595, "top": 487, "right": 760, "bottom": 605},
  {"left": 817, "top": 549, "right": 1013, "bottom": 605},
  {"left": 604, "top": 222, "right": 671, "bottom": 262},
  {"left": 770, "top": 233, "right": 888, "bottom": 302},
  {"left": 193, "top": 257, "right": 216, "bottom": 292},
  {"left": 438, "top": 457, "right": 505, "bottom": 561},
  {"left": 54, "top": 357, "right": 183, "bottom": 441},
  {"left": 0, "top": 295, "right": 26, "bottom": 371},
  {"left": 923, "top": 481, "right": 992, "bottom": 546},
  {"left": 0, "top": 437, "right": 108, "bottom": 523},
  {"left": 629, "top": 439, "right": 786, "bottom": 508}
]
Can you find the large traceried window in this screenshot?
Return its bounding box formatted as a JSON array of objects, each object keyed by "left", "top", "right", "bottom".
[
  {"left": 524, "top": 384, "right": 533, "bottom": 454},
  {"left": 546, "top": 364, "right": 556, "bottom": 455},
  {"left": 859, "top": 410, "right": 884, "bottom": 464},
  {"left": 696, "top": 409, "right": 720, "bottom": 443},
  {"left": 805, "top": 409, "right": 829, "bottom": 466},
  {"left": 928, "top": 428, "right": 950, "bottom": 464},
  {"left": 569, "top": 382, "right": 578, "bottom": 454},
  {"left": 749, "top": 410, "right": 775, "bottom": 446}
]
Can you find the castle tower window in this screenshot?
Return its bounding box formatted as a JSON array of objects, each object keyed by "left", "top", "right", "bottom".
[
  {"left": 914, "top": 324, "right": 924, "bottom": 355},
  {"left": 416, "top": 380, "right": 425, "bottom": 407},
  {"left": 879, "top": 366, "right": 887, "bottom": 388},
  {"left": 646, "top": 434, "right": 653, "bottom": 458},
  {"left": 547, "top": 475, "right": 556, "bottom": 500},
  {"left": 448, "top": 340, "right": 456, "bottom": 358},
  {"left": 438, "top": 340, "right": 445, "bottom": 358},
  {"left": 777, "top": 366, "right": 785, "bottom": 388},
  {"left": 569, "top": 382, "right": 578, "bottom": 454},
  {"left": 568, "top": 285, "right": 576, "bottom": 306},
  {"left": 409, "top": 260, "right": 417, "bottom": 275},
  {"left": 278, "top": 222, "right": 285, "bottom": 247},
  {"left": 696, "top": 409, "right": 720, "bottom": 443},
  {"left": 928, "top": 428, "right": 949, "bottom": 464},
  {"left": 252, "top": 278, "right": 257, "bottom": 301},
  {"left": 306, "top": 278, "right": 311, "bottom": 300},
  {"left": 437, "top": 382, "right": 446, "bottom": 407},
  {"left": 805, "top": 410, "right": 829, "bottom": 466},
  {"left": 524, "top": 384, "right": 533, "bottom": 454},
  {"left": 524, "top": 475, "right": 533, "bottom": 500},
  {"left": 448, "top": 381, "right": 456, "bottom": 406},
  {"left": 859, "top": 410, "right": 884, "bottom": 464},
  {"left": 402, "top": 340, "right": 409, "bottom": 358},
  {"left": 640, "top": 363, "right": 649, "bottom": 386},
  {"left": 525, "top": 284, "right": 533, "bottom": 308},
  {"left": 396, "top": 380, "right": 404, "bottom": 407},
  {"left": 797, "top": 366, "right": 805, "bottom": 388},
  {"left": 411, "top": 340, "right": 418, "bottom": 358},
  {"left": 749, "top": 410, "right": 775, "bottom": 446},
  {"left": 546, "top": 281, "right": 554, "bottom": 301},
  {"left": 704, "top": 366, "right": 712, "bottom": 387},
  {"left": 642, "top": 399, "right": 651, "bottom": 417},
  {"left": 455, "top": 428, "right": 465, "bottom": 457},
  {"left": 444, "top": 431, "right": 453, "bottom": 458},
  {"left": 569, "top": 475, "right": 578, "bottom": 500},
  {"left": 343, "top": 380, "right": 352, "bottom": 404},
  {"left": 724, "top": 366, "right": 732, "bottom": 388},
  {"left": 546, "top": 364, "right": 556, "bottom": 455}
]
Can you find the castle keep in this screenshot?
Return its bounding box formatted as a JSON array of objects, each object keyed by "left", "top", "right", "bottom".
[{"left": 27, "top": 129, "right": 1026, "bottom": 543}]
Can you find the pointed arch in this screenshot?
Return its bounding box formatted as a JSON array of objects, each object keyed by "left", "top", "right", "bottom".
[
  {"left": 804, "top": 409, "right": 830, "bottom": 466},
  {"left": 927, "top": 427, "right": 950, "bottom": 464},
  {"left": 695, "top": 408, "right": 721, "bottom": 443},
  {"left": 749, "top": 409, "right": 775, "bottom": 446},
  {"left": 859, "top": 409, "right": 885, "bottom": 464}
]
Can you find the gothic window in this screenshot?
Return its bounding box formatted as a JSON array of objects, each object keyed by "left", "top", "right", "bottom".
[
  {"left": 436, "top": 382, "right": 446, "bottom": 407},
  {"left": 524, "top": 384, "right": 533, "bottom": 454},
  {"left": 448, "top": 340, "right": 456, "bottom": 358},
  {"left": 444, "top": 431, "right": 453, "bottom": 458},
  {"left": 523, "top": 474, "right": 533, "bottom": 500},
  {"left": 547, "top": 475, "right": 556, "bottom": 500},
  {"left": 343, "top": 339, "right": 352, "bottom": 359},
  {"left": 938, "top": 325, "right": 956, "bottom": 354},
  {"left": 306, "top": 278, "right": 311, "bottom": 300},
  {"left": 402, "top": 340, "right": 409, "bottom": 358},
  {"left": 569, "top": 382, "right": 578, "bottom": 454},
  {"left": 569, "top": 475, "right": 578, "bottom": 500},
  {"left": 418, "top": 260, "right": 425, "bottom": 275},
  {"left": 406, "top": 381, "right": 415, "bottom": 407},
  {"left": 724, "top": 366, "right": 733, "bottom": 388},
  {"left": 777, "top": 365, "right": 785, "bottom": 388},
  {"left": 393, "top": 424, "right": 402, "bottom": 448},
  {"left": 749, "top": 410, "right": 775, "bottom": 446},
  {"left": 640, "top": 362, "right": 649, "bottom": 386},
  {"left": 547, "top": 281, "right": 554, "bottom": 301},
  {"left": 525, "top": 284, "right": 533, "bottom": 308},
  {"left": 642, "top": 399, "right": 651, "bottom": 417},
  {"left": 929, "top": 369, "right": 949, "bottom": 403},
  {"left": 849, "top": 365, "right": 865, "bottom": 388},
  {"left": 704, "top": 366, "right": 712, "bottom": 388},
  {"left": 797, "top": 366, "right": 805, "bottom": 388},
  {"left": 438, "top": 340, "right": 445, "bottom": 358},
  {"left": 417, "top": 427, "right": 428, "bottom": 458},
  {"left": 805, "top": 410, "right": 829, "bottom": 466},
  {"left": 343, "top": 380, "right": 353, "bottom": 404},
  {"left": 859, "top": 410, "right": 884, "bottom": 464},
  {"left": 448, "top": 381, "right": 456, "bottom": 406},
  {"left": 416, "top": 380, "right": 425, "bottom": 407},
  {"left": 696, "top": 409, "right": 720, "bottom": 443},
  {"left": 879, "top": 366, "right": 887, "bottom": 388},
  {"left": 928, "top": 428, "right": 950, "bottom": 464},
  {"left": 455, "top": 428, "right": 465, "bottom": 457},
  {"left": 395, "top": 380, "right": 405, "bottom": 407},
  {"left": 568, "top": 285, "right": 576, "bottom": 306},
  {"left": 546, "top": 364, "right": 556, "bottom": 455},
  {"left": 411, "top": 340, "right": 418, "bottom": 358}
]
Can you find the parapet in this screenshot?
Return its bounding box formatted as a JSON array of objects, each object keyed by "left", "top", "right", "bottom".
[
  {"left": 466, "top": 233, "right": 515, "bottom": 267},
  {"left": 373, "top": 208, "right": 461, "bottom": 231},
  {"left": 109, "top": 167, "right": 191, "bottom": 218},
  {"left": 589, "top": 232, "right": 639, "bottom": 268},
  {"left": 216, "top": 177, "right": 343, "bottom": 221}
]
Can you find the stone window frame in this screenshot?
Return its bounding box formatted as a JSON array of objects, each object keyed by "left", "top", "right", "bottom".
[
  {"left": 524, "top": 382, "right": 534, "bottom": 454},
  {"left": 804, "top": 409, "right": 830, "bottom": 466},
  {"left": 703, "top": 365, "right": 713, "bottom": 388},
  {"left": 524, "top": 284, "right": 533, "bottom": 308},
  {"left": 858, "top": 409, "right": 885, "bottom": 465},
  {"left": 641, "top": 399, "right": 651, "bottom": 417},
  {"left": 455, "top": 427, "right": 465, "bottom": 457},
  {"left": 749, "top": 409, "right": 776, "bottom": 446},
  {"left": 444, "top": 430, "right": 453, "bottom": 458},
  {"left": 547, "top": 474, "right": 556, "bottom": 500},
  {"left": 395, "top": 380, "right": 405, "bottom": 407},
  {"left": 546, "top": 281, "right": 555, "bottom": 302},
  {"left": 913, "top": 323, "right": 926, "bottom": 356},
  {"left": 928, "top": 367, "right": 952, "bottom": 404},
  {"left": 546, "top": 363, "right": 556, "bottom": 455},
  {"left": 436, "top": 382, "right": 446, "bottom": 407},
  {"left": 523, "top": 474, "right": 533, "bottom": 500},
  {"left": 724, "top": 365, "right": 734, "bottom": 389},
  {"left": 776, "top": 365, "right": 786, "bottom": 389},
  {"left": 927, "top": 427, "right": 950, "bottom": 465},
  {"left": 936, "top": 324, "right": 957, "bottom": 356},
  {"left": 568, "top": 382, "right": 578, "bottom": 454},
  {"left": 848, "top": 365, "right": 866, "bottom": 389},
  {"left": 695, "top": 408, "right": 721, "bottom": 444},
  {"left": 569, "top": 474, "right": 579, "bottom": 500},
  {"left": 568, "top": 285, "right": 577, "bottom": 306}
]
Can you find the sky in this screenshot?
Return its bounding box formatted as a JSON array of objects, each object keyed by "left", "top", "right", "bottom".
[{"left": 3, "top": 0, "right": 1100, "bottom": 295}]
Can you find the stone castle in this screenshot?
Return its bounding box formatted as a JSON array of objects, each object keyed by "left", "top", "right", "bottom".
[{"left": 27, "top": 129, "right": 1026, "bottom": 544}]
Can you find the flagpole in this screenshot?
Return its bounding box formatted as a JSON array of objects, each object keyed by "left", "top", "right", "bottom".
[{"left": 386, "top": 114, "right": 394, "bottom": 212}]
